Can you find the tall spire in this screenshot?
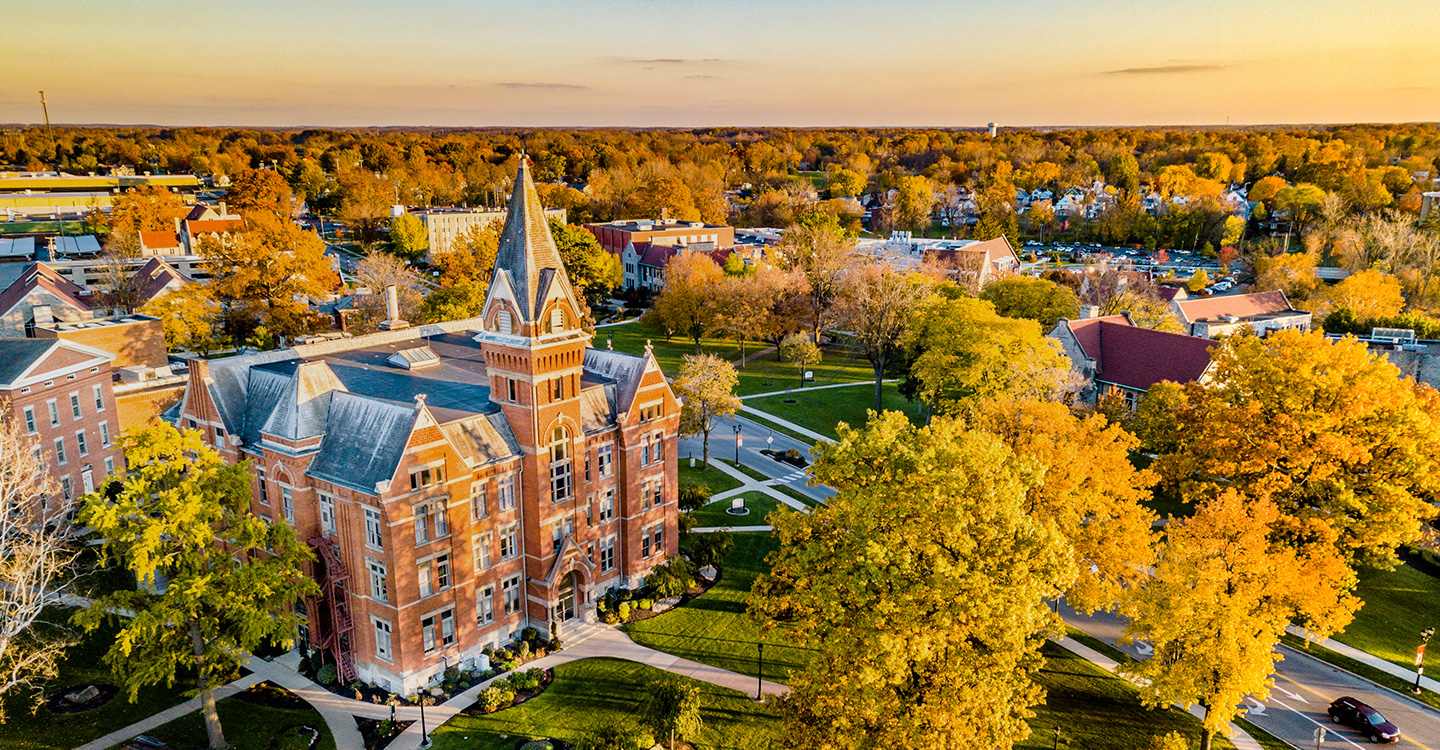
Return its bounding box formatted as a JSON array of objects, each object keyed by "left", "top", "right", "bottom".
[{"left": 489, "top": 156, "right": 576, "bottom": 322}]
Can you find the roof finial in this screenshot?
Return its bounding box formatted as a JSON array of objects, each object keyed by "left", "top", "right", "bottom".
[
  {"left": 645, "top": 340, "right": 653, "bottom": 356},
  {"left": 414, "top": 393, "right": 427, "bottom": 407}
]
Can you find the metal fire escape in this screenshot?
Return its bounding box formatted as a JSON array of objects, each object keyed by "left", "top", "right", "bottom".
[{"left": 308, "top": 536, "right": 357, "bottom": 684}]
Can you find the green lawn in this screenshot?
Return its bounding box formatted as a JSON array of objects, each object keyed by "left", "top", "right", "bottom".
[
  {"left": 104, "top": 682, "right": 338, "bottom": 750},
  {"left": 0, "top": 219, "right": 88, "bottom": 235},
  {"left": 678, "top": 459, "right": 743, "bottom": 495},
  {"left": 622, "top": 533, "right": 812, "bottom": 681},
  {"left": 601, "top": 320, "right": 876, "bottom": 396},
  {"left": 1, "top": 610, "right": 194, "bottom": 750},
  {"left": 691, "top": 492, "right": 788, "bottom": 528},
  {"left": 428, "top": 657, "right": 781, "bottom": 750},
  {"left": 1020, "top": 642, "right": 1234, "bottom": 750},
  {"left": 745, "top": 382, "right": 921, "bottom": 440},
  {"left": 1332, "top": 561, "right": 1440, "bottom": 672}
]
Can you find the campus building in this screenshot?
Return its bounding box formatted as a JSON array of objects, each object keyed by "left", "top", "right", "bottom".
[
  {"left": 170, "top": 161, "right": 681, "bottom": 695},
  {"left": 411, "top": 206, "right": 566, "bottom": 261}
]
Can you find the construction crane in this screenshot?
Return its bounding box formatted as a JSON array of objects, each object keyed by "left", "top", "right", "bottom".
[{"left": 38, "top": 91, "right": 53, "bottom": 168}]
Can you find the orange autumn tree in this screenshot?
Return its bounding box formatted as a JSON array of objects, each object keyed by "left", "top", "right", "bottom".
[
  {"left": 1122, "top": 490, "right": 1355, "bottom": 750},
  {"left": 978, "top": 398, "right": 1157, "bottom": 613}
]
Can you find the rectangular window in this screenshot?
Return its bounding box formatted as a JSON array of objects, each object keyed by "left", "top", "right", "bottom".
[
  {"left": 436, "top": 554, "right": 450, "bottom": 590},
  {"left": 640, "top": 404, "right": 661, "bottom": 422},
  {"left": 76, "top": 430, "right": 88, "bottom": 457},
  {"left": 551, "top": 457, "right": 572, "bottom": 503},
  {"left": 365, "top": 508, "right": 384, "bottom": 550},
  {"left": 477, "top": 586, "right": 494, "bottom": 625},
  {"left": 433, "top": 504, "right": 448, "bottom": 538},
  {"left": 414, "top": 503, "right": 430, "bottom": 544},
  {"left": 600, "top": 535, "right": 616, "bottom": 572},
  {"left": 282, "top": 487, "right": 294, "bottom": 524},
  {"left": 471, "top": 483, "right": 488, "bottom": 520},
  {"left": 422, "top": 614, "right": 436, "bottom": 653},
  {"left": 498, "top": 475, "right": 516, "bottom": 511},
  {"left": 93, "top": 384, "right": 104, "bottom": 412},
  {"left": 500, "top": 525, "right": 518, "bottom": 560},
  {"left": 649, "top": 480, "right": 663, "bottom": 509},
  {"left": 652, "top": 525, "right": 665, "bottom": 557},
  {"left": 502, "top": 576, "right": 521, "bottom": 614},
  {"left": 641, "top": 441, "right": 650, "bottom": 467},
  {"left": 23, "top": 407, "right": 36, "bottom": 435},
  {"left": 585, "top": 450, "right": 592, "bottom": 483},
  {"left": 47, "top": 399, "right": 58, "bottom": 427},
  {"left": 103, "top": 456, "right": 114, "bottom": 475},
  {"left": 599, "top": 489, "right": 615, "bottom": 522},
  {"left": 53, "top": 437, "right": 66, "bottom": 465},
  {"left": 99, "top": 421, "right": 110, "bottom": 448},
  {"left": 550, "top": 378, "right": 563, "bottom": 401},
  {"left": 374, "top": 619, "right": 392, "bottom": 662},
  {"left": 258, "top": 470, "right": 269, "bottom": 506},
  {"left": 441, "top": 609, "right": 455, "bottom": 647},
  {"left": 597, "top": 445, "right": 614, "bottom": 477},
  {"left": 214, "top": 425, "right": 225, "bottom": 444},
  {"left": 418, "top": 562, "right": 432, "bottom": 598},
  {"left": 642, "top": 528, "right": 651, "bottom": 559},
  {"left": 476, "top": 533, "right": 493, "bottom": 570},
  {"left": 368, "top": 560, "right": 387, "bottom": 602},
  {"left": 319, "top": 494, "right": 335, "bottom": 535},
  {"left": 60, "top": 476, "right": 72, "bottom": 500},
  {"left": 507, "top": 378, "right": 517, "bottom": 402},
  {"left": 70, "top": 393, "right": 81, "bottom": 420},
  {"left": 410, "top": 465, "right": 445, "bottom": 491}
]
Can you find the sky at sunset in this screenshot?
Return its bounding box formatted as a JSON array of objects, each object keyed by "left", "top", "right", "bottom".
[{"left": 3, "top": 0, "right": 1437, "bottom": 128}]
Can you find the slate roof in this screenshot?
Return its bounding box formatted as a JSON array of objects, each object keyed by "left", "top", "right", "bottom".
[
  {"left": 131, "top": 257, "right": 193, "bottom": 305},
  {"left": 439, "top": 412, "right": 521, "bottom": 467},
  {"left": 583, "top": 348, "right": 650, "bottom": 414},
  {"left": 1174, "top": 290, "right": 1304, "bottom": 324},
  {"left": 490, "top": 159, "right": 578, "bottom": 322},
  {"left": 0, "top": 339, "right": 64, "bottom": 385},
  {"left": 1085, "top": 321, "right": 1215, "bottom": 391},
  {"left": 306, "top": 391, "right": 419, "bottom": 493},
  {"left": 1066, "top": 315, "right": 1133, "bottom": 361},
  {"left": 0, "top": 262, "right": 92, "bottom": 318}
]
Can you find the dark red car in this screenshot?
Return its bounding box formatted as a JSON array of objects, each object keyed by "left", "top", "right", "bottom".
[{"left": 1328, "top": 696, "right": 1400, "bottom": 743}]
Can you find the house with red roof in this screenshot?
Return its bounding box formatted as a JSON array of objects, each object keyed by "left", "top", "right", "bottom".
[
  {"left": 1049, "top": 313, "right": 1217, "bottom": 408},
  {"left": 129, "top": 257, "right": 195, "bottom": 307},
  {"left": 0, "top": 262, "right": 96, "bottom": 337},
  {"left": 619, "top": 238, "right": 728, "bottom": 291},
  {"left": 1171, "top": 290, "right": 1310, "bottom": 339}
]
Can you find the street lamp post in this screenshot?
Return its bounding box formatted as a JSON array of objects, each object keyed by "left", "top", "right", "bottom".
[
  {"left": 754, "top": 642, "right": 765, "bottom": 701},
  {"left": 1415, "top": 627, "right": 1434, "bottom": 694},
  {"left": 419, "top": 694, "right": 432, "bottom": 749},
  {"left": 733, "top": 424, "right": 743, "bottom": 463}
]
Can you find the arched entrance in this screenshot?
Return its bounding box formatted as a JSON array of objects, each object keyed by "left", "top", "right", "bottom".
[{"left": 554, "top": 571, "right": 580, "bottom": 623}]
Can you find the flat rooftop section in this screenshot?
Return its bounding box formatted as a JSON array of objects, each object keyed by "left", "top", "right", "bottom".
[
  {"left": 0, "top": 172, "right": 200, "bottom": 191},
  {"left": 298, "top": 331, "right": 498, "bottom": 423},
  {"left": 37, "top": 314, "right": 160, "bottom": 333},
  {"left": 592, "top": 219, "right": 728, "bottom": 232}
]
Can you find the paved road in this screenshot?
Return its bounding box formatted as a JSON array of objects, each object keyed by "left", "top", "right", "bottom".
[
  {"left": 1063, "top": 605, "right": 1440, "bottom": 750},
  {"left": 677, "top": 414, "right": 834, "bottom": 504}
]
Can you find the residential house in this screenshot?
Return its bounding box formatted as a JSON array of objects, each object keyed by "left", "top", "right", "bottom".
[{"left": 169, "top": 161, "right": 682, "bottom": 695}]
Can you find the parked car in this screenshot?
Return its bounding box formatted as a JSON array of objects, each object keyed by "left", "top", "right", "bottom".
[
  {"left": 124, "top": 738, "right": 172, "bottom": 750},
  {"left": 1328, "top": 696, "right": 1400, "bottom": 743}
]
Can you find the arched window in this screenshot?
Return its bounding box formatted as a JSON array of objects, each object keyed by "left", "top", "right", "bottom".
[
  {"left": 549, "top": 307, "right": 565, "bottom": 333},
  {"left": 549, "top": 425, "right": 572, "bottom": 503},
  {"left": 496, "top": 309, "right": 512, "bottom": 334}
]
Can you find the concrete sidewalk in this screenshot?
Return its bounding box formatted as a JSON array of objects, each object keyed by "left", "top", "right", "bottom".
[
  {"left": 75, "top": 673, "right": 267, "bottom": 750},
  {"left": 1287, "top": 625, "right": 1440, "bottom": 693}
]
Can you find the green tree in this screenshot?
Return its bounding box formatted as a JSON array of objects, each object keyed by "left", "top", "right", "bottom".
[
  {"left": 549, "top": 219, "right": 621, "bottom": 303},
  {"left": 979, "top": 276, "right": 1081, "bottom": 328},
  {"left": 674, "top": 353, "right": 742, "bottom": 468},
  {"left": 578, "top": 723, "right": 646, "bottom": 750},
  {"left": 891, "top": 175, "right": 936, "bottom": 231},
  {"left": 750, "top": 412, "right": 1073, "bottom": 750},
  {"left": 826, "top": 167, "right": 866, "bottom": 198},
  {"left": 638, "top": 676, "right": 704, "bottom": 750},
  {"left": 1106, "top": 153, "right": 1141, "bottom": 194},
  {"left": 418, "top": 281, "right": 487, "bottom": 323},
  {"left": 74, "top": 424, "right": 319, "bottom": 749},
  {"left": 389, "top": 213, "right": 429, "bottom": 260},
  {"left": 778, "top": 333, "right": 821, "bottom": 388},
  {"left": 779, "top": 216, "right": 856, "bottom": 342}
]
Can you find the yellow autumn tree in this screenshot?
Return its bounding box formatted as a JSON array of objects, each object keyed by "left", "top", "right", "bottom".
[
  {"left": 1121, "top": 490, "right": 1356, "bottom": 750},
  {"left": 1314, "top": 268, "right": 1406, "bottom": 319},
  {"left": 1153, "top": 329, "right": 1440, "bottom": 568},
  {"left": 1253, "top": 252, "right": 1319, "bottom": 302},
  {"left": 978, "top": 398, "right": 1157, "bottom": 613},
  {"left": 750, "top": 412, "right": 1074, "bottom": 750}
]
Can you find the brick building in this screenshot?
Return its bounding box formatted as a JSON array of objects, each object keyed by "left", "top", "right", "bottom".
[
  {"left": 412, "top": 206, "right": 567, "bottom": 262},
  {"left": 170, "top": 161, "right": 681, "bottom": 694},
  {"left": 583, "top": 215, "right": 734, "bottom": 257},
  {"left": 0, "top": 338, "right": 125, "bottom": 508}
]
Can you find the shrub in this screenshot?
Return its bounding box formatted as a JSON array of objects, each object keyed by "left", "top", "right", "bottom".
[
  {"left": 519, "top": 741, "right": 554, "bottom": 750},
  {"left": 548, "top": 636, "right": 561, "bottom": 652},
  {"left": 684, "top": 531, "right": 733, "bottom": 568},
  {"left": 645, "top": 557, "right": 698, "bottom": 598},
  {"left": 316, "top": 663, "right": 337, "bottom": 686},
  {"left": 617, "top": 587, "right": 633, "bottom": 602},
  {"left": 617, "top": 601, "right": 631, "bottom": 621},
  {"left": 506, "top": 672, "right": 529, "bottom": 690},
  {"left": 678, "top": 512, "right": 696, "bottom": 536},
  {"left": 637, "top": 598, "right": 654, "bottom": 610},
  {"left": 516, "top": 640, "right": 531, "bottom": 660},
  {"left": 521, "top": 626, "right": 540, "bottom": 644},
  {"left": 296, "top": 654, "right": 312, "bottom": 676},
  {"left": 677, "top": 482, "right": 710, "bottom": 511},
  {"left": 601, "top": 611, "right": 619, "bottom": 625},
  {"left": 375, "top": 720, "right": 393, "bottom": 736},
  {"left": 579, "top": 723, "right": 646, "bottom": 750}
]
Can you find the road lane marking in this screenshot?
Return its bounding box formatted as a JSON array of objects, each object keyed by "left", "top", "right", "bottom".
[
  {"left": 1274, "top": 686, "right": 1308, "bottom": 704},
  {"left": 1245, "top": 697, "right": 1268, "bottom": 716},
  {"left": 1266, "top": 696, "right": 1366, "bottom": 750}
]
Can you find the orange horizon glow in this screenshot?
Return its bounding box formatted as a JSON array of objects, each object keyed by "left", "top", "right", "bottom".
[{"left": 2, "top": 0, "right": 1437, "bottom": 128}]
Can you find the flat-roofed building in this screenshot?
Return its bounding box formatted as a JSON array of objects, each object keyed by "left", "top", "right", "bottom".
[
  {"left": 412, "top": 206, "right": 567, "bottom": 261},
  {"left": 584, "top": 216, "right": 734, "bottom": 258}
]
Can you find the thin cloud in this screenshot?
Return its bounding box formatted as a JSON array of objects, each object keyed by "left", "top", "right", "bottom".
[
  {"left": 1103, "top": 63, "right": 1227, "bottom": 75},
  {"left": 496, "top": 82, "right": 589, "bottom": 90},
  {"left": 684, "top": 75, "right": 716, "bottom": 80},
  {"left": 602, "top": 56, "right": 729, "bottom": 66}
]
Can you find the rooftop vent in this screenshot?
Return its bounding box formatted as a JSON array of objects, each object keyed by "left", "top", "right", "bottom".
[{"left": 387, "top": 346, "right": 440, "bottom": 370}]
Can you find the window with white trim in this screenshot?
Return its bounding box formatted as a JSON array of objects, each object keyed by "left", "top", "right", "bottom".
[
  {"left": 549, "top": 425, "right": 573, "bottom": 503},
  {"left": 471, "top": 482, "right": 488, "bottom": 520},
  {"left": 599, "top": 535, "right": 616, "bottom": 572},
  {"left": 60, "top": 476, "right": 71, "bottom": 501},
  {"left": 368, "top": 559, "right": 387, "bottom": 603},
  {"left": 47, "top": 399, "right": 58, "bottom": 427},
  {"left": 551, "top": 518, "right": 574, "bottom": 555},
  {"left": 22, "top": 407, "right": 36, "bottom": 435},
  {"left": 99, "top": 421, "right": 110, "bottom": 448},
  {"left": 258, "top": 469, "right": 269, "bottom": 506},
  {"left": 499, "top": 525, "right": 518, "bottom": 560},
  {"left": 410, "top": 464, "right": 445, "bottom": 491},
  {"left": 373, "top": 618, "right": 392, "bottom": 662},
  {"left": 422, "top": 609, "right": 455, "bottom": 653},
  {"left": 599, "top": 489, "right": 615, "bottom": 522},
  {"left": 414, "top": 501, "right": 448, "bottom": 545},
  {"left": 498, "top": 474, "right": 516, "bottom": 511},
  {"left": 365, "top": 507, "right": 384, "bottom": 550},
  {"left": 93, "top": 384, "right": 104, "bottom": 412},
  {"left": 282, "top": 487, "right": 294, "bottom": 524},
  {"left": 53, "top": 437, "right": 66, "bottom": 465},
  {"left": 418, "top": 561, "right": 432, "bottom": 598},
  {"left": 502, "top": 575, "right": 522, "bottom": 614},
  {"left": 76, "top": 430, "right": 88, "bottom": 457},
  {"left": 477, "top": 586, "right": 494, "bottom": 625},
  {"left": 476, "top": 533, "right": 493, "bottom": 570},
  {"left": 319, "top": 494, "right": 335, "bottom": 535},
  {"left": 597, "top": 444, "right": 614, "bottom": 477},
  {"left": 103, "top": 456, "right": 114, "bottom": 475},
  {"left": 70, "top": 393, "right": 81, "bottom": 420}
]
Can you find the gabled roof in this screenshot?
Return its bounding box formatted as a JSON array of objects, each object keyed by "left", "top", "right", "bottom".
[
  {"left": 131, "top": 257, "right": 193, "bottom": 305},
  {"left": 1086, "top": 321, "right": 1215, "bottom": 391},
  {"left": 638, "top": 242, "right": 679, "bottom": 269},
  {"left": 1065, "top": 314, "right": 1133, "bottom": 361},
  {"left": 306, "top": 391, "right": 419, "bottom": 493},
  {"left": 488, "top": 159, "right": 579, "bottom": 322},
  {"left": 1174, "top": 290, "right": 1303, "bottom": 324},
  {"left": 439, "top": 412, "right": 521, "bottom": 467},
  {"left": 0, "top": 262, "right": 92, "bottom": 318},
  {"left": 927, "top": 235, "right": 1020, "bottom": 270},
  {"left": 139, "top": 230, "right": 183, "bottom": 251},
  {"left": 185, "top": 217, "right": 244, "bottom": 235},
  {"left": 0, "top": 338, "right": 114, "bottom": 388},
  {"left": 583, "top": 348, "right": 651, "bottom": 416}
]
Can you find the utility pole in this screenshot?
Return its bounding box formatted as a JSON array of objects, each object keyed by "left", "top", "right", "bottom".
[{"left": 38, "top": 91, "right": 53, "bottom": 168}]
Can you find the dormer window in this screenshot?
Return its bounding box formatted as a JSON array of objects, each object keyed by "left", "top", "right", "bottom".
[
  {"left": 549, "top": 307, "right": 565, "bottom": 333},
  {"left": 410, "top": 464, "right": 445, "bottom": 491},
  {"left": 496, "top": 310, "right": 512, "bottom": 334}
]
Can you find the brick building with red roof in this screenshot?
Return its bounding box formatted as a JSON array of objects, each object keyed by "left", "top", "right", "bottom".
[{"left": 1050, "top": 313, "right": 1217, "bottom": 408}]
